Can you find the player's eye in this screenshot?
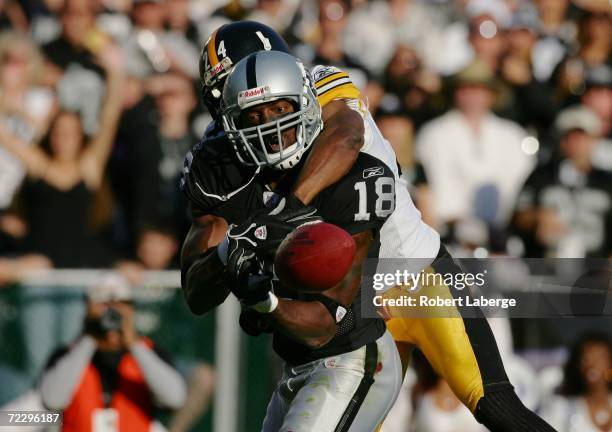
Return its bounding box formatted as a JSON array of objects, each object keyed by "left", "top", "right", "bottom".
[{"left": 247, "top": 112, "right": 261, "bottom": 122}]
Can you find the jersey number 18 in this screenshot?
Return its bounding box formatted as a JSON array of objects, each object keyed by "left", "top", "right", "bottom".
[{"left": 354, "top": 178, "right": 395, "bottom": 221}]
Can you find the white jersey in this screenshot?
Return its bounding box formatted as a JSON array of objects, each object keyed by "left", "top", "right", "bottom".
[
  {"left": 311, "top": 65, "right": 440, "bottom": 264},
  {"left": 360, "top": 102, "right": 440, "bottom": 261}
]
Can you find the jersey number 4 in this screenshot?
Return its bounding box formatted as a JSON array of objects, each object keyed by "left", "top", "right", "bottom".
[{"left": 354, "top": 178, "right": 395, "bottom": 221}]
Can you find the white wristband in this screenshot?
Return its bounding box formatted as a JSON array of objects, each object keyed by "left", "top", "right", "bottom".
[{"left": 250, "top": 292, "right": 279, "bottom": 314}]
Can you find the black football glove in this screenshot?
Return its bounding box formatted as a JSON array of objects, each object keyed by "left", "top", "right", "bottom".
[{"left": 226, "top": 249, "right": 277, "bottom": 312}]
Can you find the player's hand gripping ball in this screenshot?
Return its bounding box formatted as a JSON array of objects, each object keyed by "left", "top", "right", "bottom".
[{"left": 274, "top": 223, "right": 356, "bottom": 292}]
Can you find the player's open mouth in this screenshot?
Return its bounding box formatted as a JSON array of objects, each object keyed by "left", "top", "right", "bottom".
[{"left": 266, "top": 136, "right": 282, "bottom": 153}]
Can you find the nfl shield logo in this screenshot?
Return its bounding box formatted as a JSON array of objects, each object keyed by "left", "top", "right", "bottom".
[{"left": 254, "top": 226, "right": 267, "bottom": 240}]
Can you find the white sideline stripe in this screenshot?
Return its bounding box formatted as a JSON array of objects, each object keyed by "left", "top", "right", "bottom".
[{"left": 17, "top": 269, "right": 180, "bottom": 290}]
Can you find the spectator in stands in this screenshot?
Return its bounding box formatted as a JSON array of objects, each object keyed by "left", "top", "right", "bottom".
[
  {"left": 291, "top": 0, "right": 377, "bottom": 106},
  {"left": 500, "top": 8, "right": 558, "bottom": 132},
  {"left": 123, "top": 0, "right": 198, "bottom": 79},
  {"left": 541, "top": 332, "right": 612, "bottom": 432},
  {"left": 29, "top": 0, "right": 64, "bottom": 46},
  {"left": 417, "top": 60, "right": 534, "bottom": 246},
  {"left": 375, "top": 109, "right": 433, "bottom": 227},
  {"left": 0, "top": 32, "right": 56, "bottom": 212},
  {"left": 581, "top": 65, "right": 612, "bottom": 171},
  {"left": 43, "top": 0, "right": 105, "bottom": 77},
  {"left": 111, "top": 71, "right": 194, "bottom": 258},
  {"left": 0, "top": 0, "right": 28, "bottom": 33},
  {"left": 411, "top": 349, "right": 486, "bottom": 432},
  {"left": 110, "top": 62, "right": 160, "bottom": 254},
  {"left": 150, "top": 73, "right": 196, "bottom": 232},
  {"left": 467, "top": 13, "right": 506, "bottom": 74},
  {"left": 39, "top": 273, "right": 186, "bottom": 431},
  {"left": 311, "top": 0, "right": 365, "bottom": 78},
  {"left": 164, "top": 0, "right": 200, "bottom": 47},
  {"left": 0, "top": 32, "right": 55, "bottom": 255},
  {"left": 136, "top": 223, "right": 179, "bottom": 270},
  {"left": 553, "top": 10, "right": 611, "bottom": 105},
  {"left": 246, "top": 0, "right": 300, "bottom": 34},
  {"left": 531, "top": 0, "right": 574, "bottom": 82},
  {"left": 343, "top": 0, "right": 443, "bottom": 76},
  {"left": 43, "top": 0, "right": 113, "bottom": 136},
  {"left": 513, "top": 105, "right": 612, "bottom": 258},
  {"left": 380, "top": 44, "right": 441, "bottom": 129},
  {"left": 116, "top": 221, "right": 180, "bottom": 285},
  {"left": 0, "top": 42, "right": 125, "bottom": 267}
]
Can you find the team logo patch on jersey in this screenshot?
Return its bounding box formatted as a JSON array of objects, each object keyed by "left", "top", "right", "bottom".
[
  {"left": 335, "top": 306, "right": 347, "bottom": 322},
  {"left": 362, "top": 166, "right": 384, "bottom": 179},
  {"left": 254, "top": 225, "right": 267, "bottom": 240},
  {"left": 238, "top": 85, "right": 271, "bottom": 107}
]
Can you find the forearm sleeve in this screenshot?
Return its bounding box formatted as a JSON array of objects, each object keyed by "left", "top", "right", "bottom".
[
  {"left": 39, "top": 336, "right": 97, "bottom": 410},
  {"left": 131, "top": 341, "right": 187, "bottom": 409}
]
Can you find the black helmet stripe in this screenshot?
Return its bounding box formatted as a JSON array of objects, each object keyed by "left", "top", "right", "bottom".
[{"left": 246, "top": 53, "right": 258, "bottom": 89}]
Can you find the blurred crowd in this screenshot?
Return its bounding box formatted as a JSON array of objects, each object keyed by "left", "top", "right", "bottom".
[
  {"left": 0, "top": 1, "right": 608, "bottom": 430},
  {"left": 0, "top": 0, "right": 610, "bottom": 284},
  {"left": 381, "top": 329, "right": 611, "bottom": 432}
]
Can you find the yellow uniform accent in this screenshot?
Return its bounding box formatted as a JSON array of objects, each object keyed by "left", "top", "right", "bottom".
[
  {"left": 314, "top": 71, "right": 361, "bottom": 108},
  {"left": 315, "top": 71, "right": 351, "bottom": 89},
  {"left": 207, "top": 29, "right": 220, "bottom": 67},
  {"left": 383, "top": 267, "right": 485, "bottom": 413},
  {"left": 317, "top": 84, "right": 361, "bottom": 108}
]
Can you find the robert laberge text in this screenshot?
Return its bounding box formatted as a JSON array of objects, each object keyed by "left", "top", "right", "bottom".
[{"left": 373, "top": 295, "right": 517, "bottom": 309}]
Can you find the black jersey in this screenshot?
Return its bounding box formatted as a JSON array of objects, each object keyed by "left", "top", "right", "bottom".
[{"left": 181, "top": 135, "right": 396, "bottom": 364}]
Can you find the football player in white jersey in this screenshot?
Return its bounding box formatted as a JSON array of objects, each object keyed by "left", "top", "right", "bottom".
[{"left": 181, "top": 20, "right": 557, "bottom": 432}]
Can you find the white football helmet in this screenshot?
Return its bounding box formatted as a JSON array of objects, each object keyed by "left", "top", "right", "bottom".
[{"left": 220, "top": 51, "right": 322, "bottom": 170}]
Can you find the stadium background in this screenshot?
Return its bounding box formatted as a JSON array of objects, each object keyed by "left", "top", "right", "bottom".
[{"left": 0, "top": 0, "right": 610, "bottom": 431}]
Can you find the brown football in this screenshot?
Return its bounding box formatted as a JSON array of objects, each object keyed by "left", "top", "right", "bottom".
[{"left": 274, "top": 222, "right": 356, "bottom": 292}]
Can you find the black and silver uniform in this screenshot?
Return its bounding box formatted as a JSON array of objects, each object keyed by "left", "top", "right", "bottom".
[{"left": 181, "top": 135, "right": 396, "bottom": 365}]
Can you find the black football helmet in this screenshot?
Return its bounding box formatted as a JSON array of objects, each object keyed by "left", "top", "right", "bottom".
[{"left": 199, "top": 21, "right": 290, "bottom": 118}]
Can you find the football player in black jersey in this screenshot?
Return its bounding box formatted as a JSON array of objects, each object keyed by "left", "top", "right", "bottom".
[
  {"left": 195, "top": 20, "right": 365, "bottom": 206},
  {"left": 186, "top": 50, "right": 402, "bottom": 431}
]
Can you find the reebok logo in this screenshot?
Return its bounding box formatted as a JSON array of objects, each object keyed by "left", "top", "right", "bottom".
[
  {"left": 362, "top": 166, "right": 384, "bottom": 179},
  {"left": 313, "top": 66, "right": 337, "bottom": 81}
]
